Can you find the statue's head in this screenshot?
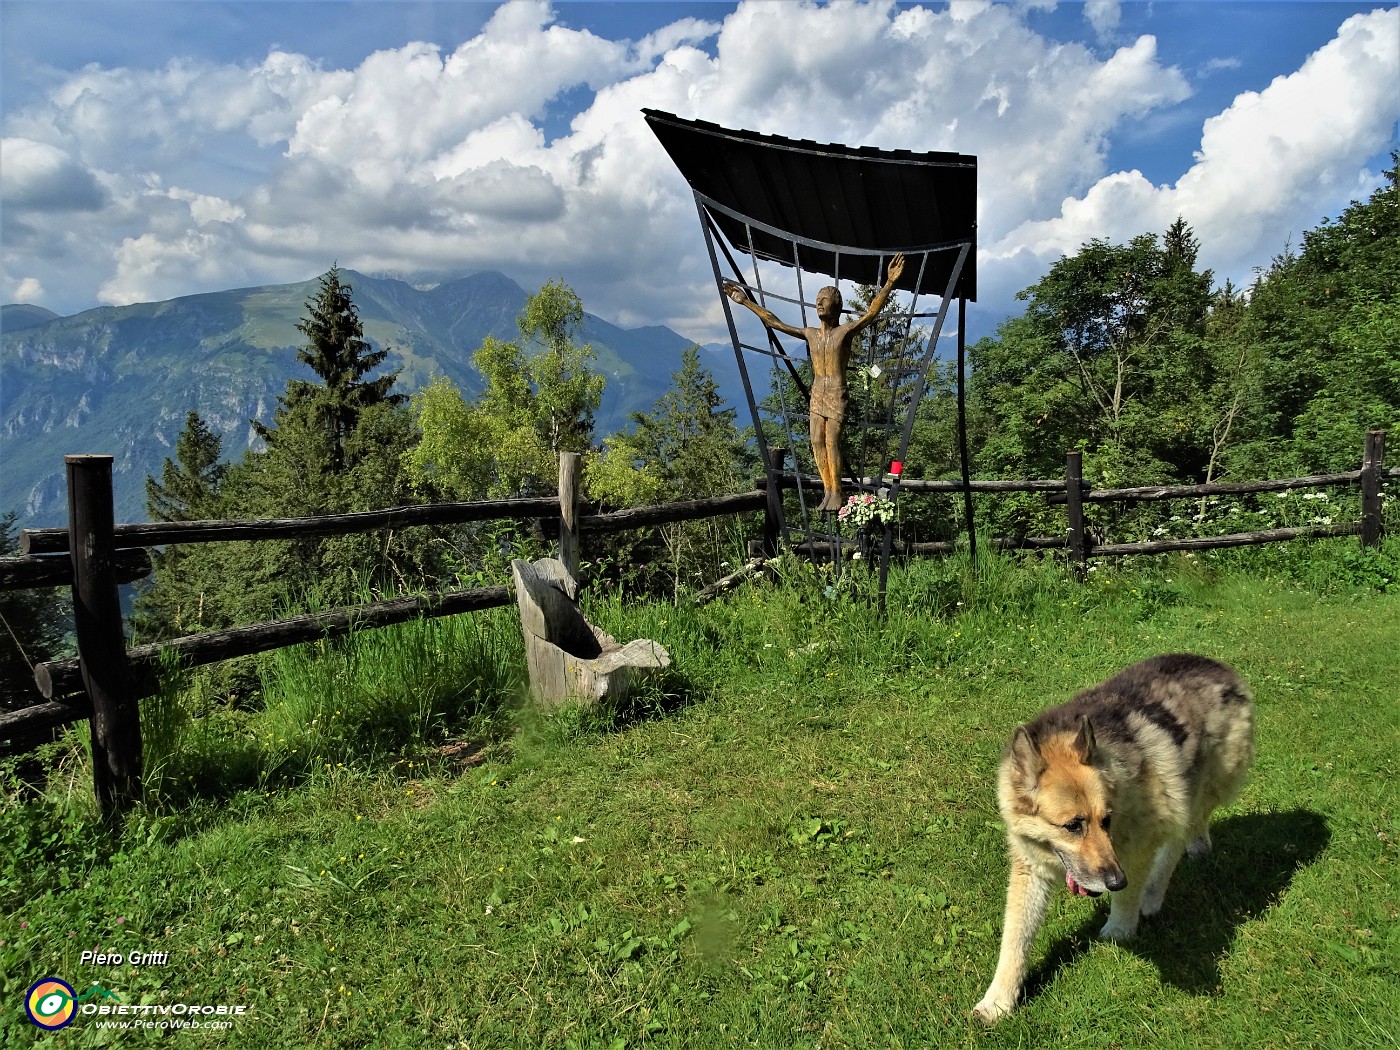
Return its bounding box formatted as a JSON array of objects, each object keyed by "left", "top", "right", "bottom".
[{"left": 815, "top": 285, "right": 842, "bottom": 322}]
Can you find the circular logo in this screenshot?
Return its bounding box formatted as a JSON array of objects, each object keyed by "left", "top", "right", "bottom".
[{"left": 26, "top": 978, "right": 77, "bottom": 1030}]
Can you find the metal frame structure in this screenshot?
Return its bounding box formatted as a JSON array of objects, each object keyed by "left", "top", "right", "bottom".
[{"left": 645, "top": 111, "right": 978, "bottom": 604}]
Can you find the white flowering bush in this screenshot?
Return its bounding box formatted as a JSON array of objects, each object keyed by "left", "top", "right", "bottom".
[
  {"left": 1144, "top": 487, "right": 1370, "bottom": 543},
  {"left": 837, "top": 492, "right": 896, "bottom": 530}
]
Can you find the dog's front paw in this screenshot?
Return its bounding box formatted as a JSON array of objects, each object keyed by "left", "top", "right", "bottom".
[
  {"left": 1098, "top": 916, "right": 1138, "bottom": 941},
  {"left": 972, "top": 995, "right": 1015, "bottom": 1023}
]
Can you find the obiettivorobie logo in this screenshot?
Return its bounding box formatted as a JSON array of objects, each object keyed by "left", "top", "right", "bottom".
[
  {"left": 24, "top": 977, "right": 248, "bottom": 1032},
  {"left": 25, "top": 978, "right": 119, "bottom": 1030}
]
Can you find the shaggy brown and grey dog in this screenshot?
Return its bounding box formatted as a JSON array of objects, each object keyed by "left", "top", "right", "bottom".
[{"left": 973, "top": 654, "right": 1255, "bottom": 1022}]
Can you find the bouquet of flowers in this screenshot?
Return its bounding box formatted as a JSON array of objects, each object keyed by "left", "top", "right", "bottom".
[{"left": 836, "top": 492, "right": 896, "bottom": 529}]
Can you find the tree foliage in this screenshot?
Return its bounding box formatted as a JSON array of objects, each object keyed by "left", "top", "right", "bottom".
[
  {"left": 962, "top": 163, "right": 1398, "bottom": 537},
  {"left": 589, "top": 345, "right": 751, "bottom": 596},
  {"left": 1, "top": 512, "right": 68, "bottom": 712},
  {"left": 406, "top": 278, "right": 604, "bottom": 501},
  {"left": 1226, "top": 157, "right": 1399, "bottom": 476},
  {"left": 135, "top": 269, "right": 420, "bottom": 649},
  {"left": 254, "top": 267, "right": 405, "bottom": 473},
  {"left": 132, "top": 411, "right": 229, "bottom": 638}
]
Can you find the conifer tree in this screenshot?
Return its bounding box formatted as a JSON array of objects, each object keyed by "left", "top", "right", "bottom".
[
  {"left": 588, "top": 346, "right": 750, "bottom": 597},
  {"left": 132, "top": 411, "right": 230, "bottom": 639},
  {"left": 254, "top": 266, "right": 405, "bottom": 474},
  {"left": 147, "top": 410, "right": 225, "bottom": 522},
  {"left": 242, "top": 267, "right": 416, "bottom": 609},
  {"left": 137, "top": 268, "right": 423, "bottom": 647}
]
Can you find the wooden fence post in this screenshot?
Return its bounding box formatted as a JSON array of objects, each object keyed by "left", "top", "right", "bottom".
[
  {"left": 66, "top": 455, "right": 141, "bottom": 817},
  {"left": 558, "top": 452, "right": 582, "bottom": 579},
  {"left": 763, "top": 447, "right": 787, "bottom": 558},
  {"left": 1360, "top": 430, "right": 1386, "bottom": 549},
  {"left": 1065, "top": 450, "right": 1088, "bottom": 572}
]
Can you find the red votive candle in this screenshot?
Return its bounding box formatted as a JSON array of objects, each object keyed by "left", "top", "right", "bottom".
[{"left": 890, "top": 461, "right": 903, "bottom": 476}]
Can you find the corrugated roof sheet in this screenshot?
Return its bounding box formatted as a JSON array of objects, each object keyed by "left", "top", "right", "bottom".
[{"left": 644, "top": 109, "right": 976, "bottom": 301}]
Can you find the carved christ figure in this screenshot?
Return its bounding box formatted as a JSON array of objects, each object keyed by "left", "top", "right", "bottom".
[{"left": 724, "top": 253, "right": 905, "bottom": 512}]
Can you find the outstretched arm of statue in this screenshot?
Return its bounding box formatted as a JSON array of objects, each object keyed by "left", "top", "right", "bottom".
[
  {"left": 723, "top": 280, "right": 807, "bottom": 340},
  {"left": 850, "top": 253, "right": 906, "bottom": 335}
]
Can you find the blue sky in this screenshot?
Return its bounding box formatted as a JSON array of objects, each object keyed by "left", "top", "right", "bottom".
[{"left": 2, "top": 1, "right": 1396, "bottom": 343}]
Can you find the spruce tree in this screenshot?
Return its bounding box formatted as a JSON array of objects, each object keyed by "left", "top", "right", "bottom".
[
  {"left": 132, "top": 411, "right": 229, "bottom": 639},
  {"left": 147, "top": 410, "right": 225, "bottom": 522},
  {"left": 243, "top": 267, "right": 417, "bottom": 610},
  {"left": 254, "top": 266, "right": 405, "bottom": 474},
  {"left": 588, "top": 346, "right": 749, "bottom": 597}
]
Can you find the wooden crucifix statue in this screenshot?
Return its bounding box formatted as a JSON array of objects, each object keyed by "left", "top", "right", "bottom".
[{"left": 725, "top": 253, "right": 905, "bottom": 512}]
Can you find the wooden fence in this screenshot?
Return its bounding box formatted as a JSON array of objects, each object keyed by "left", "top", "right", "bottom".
[{"left": 0, "top": 433, "right": 1392, "bottom": 816}]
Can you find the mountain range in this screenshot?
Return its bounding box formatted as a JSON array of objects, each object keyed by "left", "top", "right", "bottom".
[{"left": 1, "top": 271, "right": 744, "bottom": 529}]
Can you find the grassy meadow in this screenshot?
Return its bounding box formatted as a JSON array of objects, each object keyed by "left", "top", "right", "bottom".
[{"left": 3, "top": 541, "right": 1399, "bottom": 1048}]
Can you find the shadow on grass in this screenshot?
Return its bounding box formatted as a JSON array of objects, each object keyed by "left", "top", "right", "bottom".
[
  {"left": 1024, "top": 809, "right": 1330, "bottom": 1001},
  {"left": 525, "top": 667, "right": 704, "bottom": 744}
]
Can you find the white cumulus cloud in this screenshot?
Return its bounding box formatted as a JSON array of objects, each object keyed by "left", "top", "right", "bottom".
[
  {"left": 0, "top": 138, "right": 106, "bottom": 212},
  {"left": 13, "top": 277, "right": 46, "bottom": 304},
  {"left": 992, "top": 6, "right": 1400, "bottom": 291}
]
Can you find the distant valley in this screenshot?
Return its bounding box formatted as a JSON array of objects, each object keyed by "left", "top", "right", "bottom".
[{"left": 1, "top": 271, "right": 744, "bottom": 529}]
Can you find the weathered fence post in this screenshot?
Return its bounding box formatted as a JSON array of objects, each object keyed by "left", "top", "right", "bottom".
[
  {"left": 558, "top": 451, "right": 582, "bottom": 579},
  {"left": 763, "top": 447, "right": 787, "bottom": 558},
  {"left": 66, "top": 455, "right": 141, "bottom": 817},
  {"left": 1065, "top": 450, "right": 1088, "bottom": 571},
  {"left": 1360, "top": 430, "right": 1386, "bottom": 549}
]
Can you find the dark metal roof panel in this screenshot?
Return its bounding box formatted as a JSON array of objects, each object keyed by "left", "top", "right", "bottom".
[{"left": 645, "top": 109, "right": 976, "bottom": 300}]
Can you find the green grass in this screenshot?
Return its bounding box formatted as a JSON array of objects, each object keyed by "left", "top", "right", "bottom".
[{"left": 3, "top": 543, "right": 1399, "bottom": 1048}]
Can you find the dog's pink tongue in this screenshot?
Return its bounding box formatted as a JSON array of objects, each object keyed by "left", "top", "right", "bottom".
[{"left": 1066, "top": 870, "right": 1088, "bottom": 896}]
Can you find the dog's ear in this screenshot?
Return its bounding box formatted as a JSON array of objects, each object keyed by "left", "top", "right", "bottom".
[
  {"left": 1072, "top": 715, "right": 1097, "bottom": 764},
  {"left": 1009, "top": 725, "right": 1046, "bottom": 784}
]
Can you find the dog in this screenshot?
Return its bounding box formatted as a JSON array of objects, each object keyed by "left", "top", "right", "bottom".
[{"left": 973, "top": 653, "right": 1255, "bottom": 1022}]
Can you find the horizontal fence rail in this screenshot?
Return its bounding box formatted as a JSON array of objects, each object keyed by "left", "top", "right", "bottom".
[
  {"left": 18, "top": 498, "right": 563, "bottom": 555},
  {"left": 1, "top": 434, "right": 1391, "bottom": 817},
  {"left": 1090, "top": 522, "right": 1363, "bottom": 558},
  {"left": 0, "top": 549, "right": 151, "bottom": 589},
  {"left": 29, "top": 585, "right": 514, "bottom": 705},
  {"left": 766, "top": 472, "right": 1070, "bottom": 494},
  {"left": 1078, "top": 471, "right": 1366, "bottom": 503}
]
